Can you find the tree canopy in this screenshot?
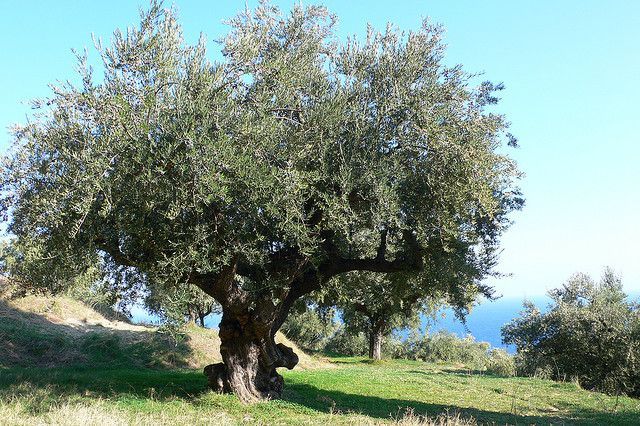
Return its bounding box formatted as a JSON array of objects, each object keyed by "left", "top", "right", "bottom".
[{"left": 1, "top": 1, "right": 522, "bottom": 401}]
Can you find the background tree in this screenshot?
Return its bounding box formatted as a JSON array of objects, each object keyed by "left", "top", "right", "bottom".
[
  {"left": 325, "top": 235, "right": 498, "bottom": 360},
  {"left": 280, "top": 300, "right": 338, "bottom": 352},
  {"left": 502, "top": 269, "right": 640, "bottom": 397},
  {"left": 145, "top": 283, "right": 220, "bottom": 327},
  {"left": 1, "top": 1, "right": 522, "bottom": 402},
  {"left": 326, "top": 272, "right": 427, "bottom": 360}
]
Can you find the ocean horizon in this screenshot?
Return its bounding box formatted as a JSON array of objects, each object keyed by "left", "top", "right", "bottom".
[{"left": 130, "top": 291, "right": 639, "bottom": 354}]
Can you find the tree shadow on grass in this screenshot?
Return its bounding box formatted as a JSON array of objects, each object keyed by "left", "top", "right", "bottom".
[{"left": 283, "top": 382, "right": 594, "bottom": 425}]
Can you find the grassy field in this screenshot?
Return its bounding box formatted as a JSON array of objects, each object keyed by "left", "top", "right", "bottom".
[
  {"left": 1, "top": 287, "right": 639, "bottom": 425},
  {"left": 1, "top": 358, "right": 639, "bottom": 425}
]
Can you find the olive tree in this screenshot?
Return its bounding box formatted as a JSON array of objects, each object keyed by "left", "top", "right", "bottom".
[
  {"left": 145, "top": 282, "right": 220, "bottom": 327},
  {"left": 502, "top": 270, "right": 640, "bottom": 397},
  {"left": 1, "top": 2, "right": 522, "bottom": 401},
  {"left": 326, "top": 232, "right": 502, "bottom": 361},
  {"left": 332, "top": 273, "right": 425, "bottom": 360}
]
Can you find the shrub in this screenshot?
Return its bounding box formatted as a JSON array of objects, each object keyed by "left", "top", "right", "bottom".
[
  {"left": 502, "top": 269, "right": 640, "bottom": 397},
  {"left": 406, "top": 331, "right": 494, "bottom": 370},
  {"left": 324, "top": 327, "right": 368, "bottom": 356},
  {"left": 485, "top": 349, "right": 516, "bottom": 377},
  {"left": 382, "top": 334, "right": 409, "bottom": 359}
]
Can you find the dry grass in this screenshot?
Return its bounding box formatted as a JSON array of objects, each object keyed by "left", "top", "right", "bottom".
[
  {"left": 0, "top": 383, "right": 233, "bottom": 426},
  {"left": 0, "top": 284, "right": 325, "bottom": 371},
  {"left": 392, "top": 409, "right": 477, "bottom": 425},
  {"left": 0, "top": 399, "right": 472, "bottom": 426},
  {"left": 0, "top": 385, "right": 474, "bottom": 426},
  {"left": 0, "top": 400, "right": 234, "bottom": 426}
]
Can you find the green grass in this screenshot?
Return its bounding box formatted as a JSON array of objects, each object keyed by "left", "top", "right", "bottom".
[
  {"left": 1, "top": 357, "right": 639, "bottom": 425},
  {"left": 0, "top": 304, "right": 198, "bottom": 370},
  {"left": 1, "top": 292, "right": 638, "bottom": 424}
]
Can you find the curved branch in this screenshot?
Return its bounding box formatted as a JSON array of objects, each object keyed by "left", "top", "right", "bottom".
[{"left": 94, "top": 235, "right": 140, "bottom": 268}]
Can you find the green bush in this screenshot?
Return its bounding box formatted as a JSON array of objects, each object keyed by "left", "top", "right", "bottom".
[
  {"left": 324, "top": 327, "right": 368, "bottom": 356},
  {"left": 486, "top": 349, "right": 516, "bottom": 377},
  {"left": 406, "top": 331, "right": 493, "bottom": 370},
  {"left": 281, "top": 304, "right": 338, "bottom": 352},
  {"left": 382, "top": 335, "right": 408, "bottom": 359},
  {"left": 502, "top": 269, "right": 640, "bottom": 397}
]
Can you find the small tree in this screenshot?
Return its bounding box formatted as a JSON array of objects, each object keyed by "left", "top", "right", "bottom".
[
  {"left": 1, "top": 2, "right": 522, "bottom": 401},
  {"left": 325, "top": 236, "right": 496, "bottom": 360},
  {"left": 502, "top": 269, "right": 640, "bottom": 397},
  {"left": 145, "top": 283, "right": 220, "bottom": 327},
  {"left": 325, "top": 272, "right": 426, "bottom": 360}
]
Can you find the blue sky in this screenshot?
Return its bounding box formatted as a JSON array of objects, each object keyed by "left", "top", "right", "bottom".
[{"left": 1, "top": 1, "right": 639, "bottom": 298}]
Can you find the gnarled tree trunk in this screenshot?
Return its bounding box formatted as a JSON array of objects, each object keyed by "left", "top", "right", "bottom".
[
  {"left": 203, "top": 309, "right": 298, "bottom": 402},
  {"left": 195, "top": 229, "right": 422, "bottom": 402}
]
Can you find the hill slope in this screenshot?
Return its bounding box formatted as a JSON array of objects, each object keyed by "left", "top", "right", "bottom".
[{"left": 0, "top": 284, "right": 320, "bottom": 370}]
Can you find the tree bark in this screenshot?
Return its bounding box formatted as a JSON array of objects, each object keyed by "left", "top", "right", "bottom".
[
  {"left": 203, "top": 309, "right": 298, "bottom": 403},
  {"left": 188, "top": 309, "right": 197, "bottom": 325},
  {"left": 368, "top": 326, "right": 383, "bottom": 361}
]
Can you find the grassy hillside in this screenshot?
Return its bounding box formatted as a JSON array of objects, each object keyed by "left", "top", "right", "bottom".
[
  {"left": 1, "top": 287, "right": 639, "bottom": 425},
  {"left": 0, "top": 284, "right": 318, "bottom": 371}
]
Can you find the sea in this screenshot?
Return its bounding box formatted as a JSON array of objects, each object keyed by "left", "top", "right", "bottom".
[
  {"left": 416, "top": 296, "right": 550, "bottom": 353},
  {"left": 130, "top": 292, "right": 639, "bottom": 354},
  {"left": 130, "top": 295, "right": 550, "bottom": 353}
]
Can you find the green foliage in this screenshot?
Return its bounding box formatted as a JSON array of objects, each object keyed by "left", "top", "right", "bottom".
[
  {"left": 485, "top": 349, "right": 516, "bottom": 377},
  {"left": 0, "top": 1, "right": 522, "bottom": 321},
  {"left": 1, "top": 238, "right": 146, "bottom": 317},
  {"left": 324, "top": 327, "right": 369, "bottom": 356},
  {"left": 284, "top": 302, "right": 513, "bottom": 370},
  {"left": 381, "top": 334, "right": 409, "bottom": 359},
  {"left": 403, "top": 331, "right": 495, "bottom": 370},
  {"left": 144, "top": 283, "right": 220, "bottom": 328},
  {"left": 281, "top": 302, "right": 338, "bottom": 351},
  {"left": 283, "top": 302, "right": 413, "bottom": 358},
  {"left": 321, "top": 272, "right": 436, "bottom": 350},
  {"left": 502, "top": 269, "right": 640, "bottom": 397}
]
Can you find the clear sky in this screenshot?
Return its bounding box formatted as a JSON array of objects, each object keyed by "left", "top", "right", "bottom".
[{"left": 1, "top": 1, "right": 639, "bottom": 298}]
